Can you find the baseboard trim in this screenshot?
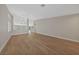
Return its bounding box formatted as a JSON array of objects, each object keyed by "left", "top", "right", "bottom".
[
  {"left": 36, "top": 32, "right": 79, "bottom": 43},
  {"left": 0, "top": 35, "right": 11, "bottom": 53},
  {"left": 52, "top": 35, "right": 79, "bottom": 43}
]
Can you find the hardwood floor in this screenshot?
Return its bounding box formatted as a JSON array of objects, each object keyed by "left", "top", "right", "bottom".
[{"left": 0, "top": 32, "right": 79, "bottom": 55}]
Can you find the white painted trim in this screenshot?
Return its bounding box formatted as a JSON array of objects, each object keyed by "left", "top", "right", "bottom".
[
  {"left": 52, "top": 35, "right": 79, "bottom": 43},
  {"left": 0, "top": 35, "right": 11, "bottom": 53},
  {"left": 36, "top": 32, "right": 79, "bottom": 43}
]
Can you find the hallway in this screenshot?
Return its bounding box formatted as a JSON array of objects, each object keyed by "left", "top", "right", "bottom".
[{"left": 1, "top": 33, "right": 79, "bottom": 55}]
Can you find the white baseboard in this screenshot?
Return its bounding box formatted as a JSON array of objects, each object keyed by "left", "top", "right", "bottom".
[
  {"left": 36, "top": 32, "right": 79, "bottom": 43},
  {"left": 0, "top": 35, "right": 11, "bottom": 53},
  {"left": 52, "top": 35, "right": 79, "bottom": 43}
]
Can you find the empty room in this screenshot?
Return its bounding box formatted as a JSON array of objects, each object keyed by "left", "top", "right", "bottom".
[{"left": 0, "top": 4, "right": 79, "bottom": 55}]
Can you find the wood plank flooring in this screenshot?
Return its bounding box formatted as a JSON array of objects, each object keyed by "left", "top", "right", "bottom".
[{"left": 0, "top": 33, "right": 79, "bottom": 55}]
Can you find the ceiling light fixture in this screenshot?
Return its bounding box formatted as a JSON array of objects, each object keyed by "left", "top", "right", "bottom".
[{"left": 41, "top": 4, "right": 45, "bottom": 7}]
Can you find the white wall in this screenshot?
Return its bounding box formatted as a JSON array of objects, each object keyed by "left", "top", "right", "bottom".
[
  {"left": 35, "top": 14, "right": 79, "bottom": 42},
  {"left": 0, "top": 5, "right": 12, "bottom": 51}
]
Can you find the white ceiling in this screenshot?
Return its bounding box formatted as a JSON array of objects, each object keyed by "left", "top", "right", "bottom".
[{"left": 7, "top": 4, "right": 79, "bottom": 20}]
